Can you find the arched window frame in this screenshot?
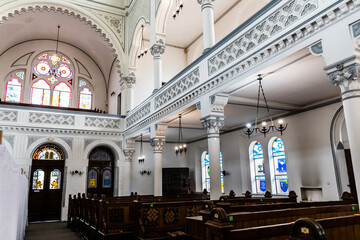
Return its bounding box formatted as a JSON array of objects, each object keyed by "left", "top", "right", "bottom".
[
  {"left": 78, "top": 78, "right": 94, "bottom": 109},
  {"left": 4, "top": 70, "right": 25, "bottom": 103},
  {"left": 249, "top": 141, "right": 266, "bottom": 194},
  {"left": 31, "top": 51, "right": 74, "bottom": 107},
  {"left": 31, "top": 79, "right": 51, "bottom": 105},
  {"left": 268, "top": 137, "right": 289, "bottom": 194},
  {"left": 201, "top": 151, "right": 224, "bottom": 193},
  {"left": 52, "top": 82, "right": 72, "bottom": 107}
]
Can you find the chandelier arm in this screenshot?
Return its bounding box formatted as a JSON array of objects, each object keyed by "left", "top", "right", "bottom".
[
  {"left": 56, "top": 26, "right": 60, "bottom": 55},
  {"left": 259, "top": 79, "right": 274, "bottom": 126}
]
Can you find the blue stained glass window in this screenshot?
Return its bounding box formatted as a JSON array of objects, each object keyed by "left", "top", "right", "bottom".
[
  {"left": 272, "top": 138, "right": 288, "bottom": 194},
  {"left": 202, "top": 152, "right": 224, "bottom": 193},
  {"left": 253, "top": 142, "right": 266, "bottom": 193},
  {"left": 16, "top": 72, "right": 24, "bottom": 79},
  {"left": 103, "top": 170, "right": 111, "bottom": 188},
  {"left": 5, "top": 78, "right": 22, "bottom": 103}
]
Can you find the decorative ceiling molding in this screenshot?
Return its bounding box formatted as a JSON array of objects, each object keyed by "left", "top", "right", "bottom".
[
  {"left": 0, "top": 0, "right": 124, "bottom": 76},
  {"left": 11, "top": 52, "right": 34, "bottom": 67}
]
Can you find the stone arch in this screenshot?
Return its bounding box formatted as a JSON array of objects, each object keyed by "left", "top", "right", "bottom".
[
  {"left": 0, "top": 0, "right": 125, "bottom": 76},
  {"left": 26, "top": 137, "right": 72, "bottom": 161},
  {"left": 156, "top": 0, "right": 173, "bottom": 36},
  {"left": 129, "top": 19, "right": 150, "bottom": 69},
  {"left": 83, "top": 140, "right": 122, "bottom": 162}
]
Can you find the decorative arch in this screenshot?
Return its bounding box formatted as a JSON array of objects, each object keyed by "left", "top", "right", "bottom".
[
  {"left": 83, "top": 140, "right": 121, "bottom": 161},
  {"left": 26, "top": 138, "right": 71, "bottom": 161},
  {"left": 156, "top": 0, "right": 174, "bottom": 36},
  {"left": 0, "top": 0, "right": 125, "bottom": 76}
]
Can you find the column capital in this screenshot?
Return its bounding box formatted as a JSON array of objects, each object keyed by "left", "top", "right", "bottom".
[
  {"left": 123, "top": 149, "right": 135, "bottom": 162},
  {"left": 326, "top": 58, "right": 360, "bottom": 100},
  {"left": 197, "top": 0, "right": 215, "bottom": 6},
  {"left": 201, "top": 115, "right": 224, "bottom": 136},
  {"left": 122, "top": 72, "right": 136, "bottom": 87},
  {"left": 150, "top": 137, "right": 165, "bottom": 153},
  {"left": 150, "top": 40, "right": 166, "bottom": 57}
]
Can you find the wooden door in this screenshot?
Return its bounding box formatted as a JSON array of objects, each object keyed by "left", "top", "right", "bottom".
[
  {"left": 344, "top": 149, "right": 357, "bottom": 198},
  {"left": 28, "top": 144, "right": 65, "bottom": 222},
  {"left": 87, "top": 147, "right": 114, "bottom": 197}
]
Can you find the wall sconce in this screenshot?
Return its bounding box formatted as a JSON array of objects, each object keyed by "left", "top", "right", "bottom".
[
  {"left": 70, "top": 170, "right": 84, "bottom": 176},
  {"left": 110, "top": 91, "right": 115, "bottom": 96},
  {"left": 140, "top": 170, "right": 151, "bottom": 176},
  {"left": 222, "top": 170, "right": 229, "bottom": 176}
]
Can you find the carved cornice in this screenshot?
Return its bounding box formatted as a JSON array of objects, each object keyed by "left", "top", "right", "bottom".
[
  {"left": 210, "top": 94, "right": 229, "bottom": 115},
  {"left": 201, "top": 116, "right": 225, "bottom": 136},
  {"left": 150, "top": 43, "right": 165, "bottom": 57}
]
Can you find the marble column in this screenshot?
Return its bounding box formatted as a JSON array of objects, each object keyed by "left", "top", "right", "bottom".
[
  {"left": 201, "top": 116, "right": 224, "bottom": 200},
  {"left": 123, "top": 148, "right": 135, "bottom": 196},
  {"left": 197, "top": 0, "right": 216, "bottom": 51},
  {"left": 123, "top": 73, "right": 136, "bottom": 112},
  {"left": 150, "top": 41, "right": 165, "bottom": 91},
  {"left": 327, "top": 59, "right": 360, "bottom": 202}
]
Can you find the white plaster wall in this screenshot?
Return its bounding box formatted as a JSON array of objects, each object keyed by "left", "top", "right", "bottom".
[
  {"left": 0, "top": 40, "right": 107, "bottom": 110},
  {"left": 186, "top": 0, "right": 269, "bottom": 64},
  {"left": 132, "top": 41, "right": 186, "bottom": 107},
  {"left": 107, "top": 63, "right": 122, "bottom": 115},
  {"left": 187, "top": 102, "right": 343, "bottom": 201}
]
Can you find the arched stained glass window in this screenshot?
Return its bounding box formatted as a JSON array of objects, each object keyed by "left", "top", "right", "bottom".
[
  {"left": 201, "top": 151, "right": 224, "bottom": 193},
  {"left": 103, "top": 170, "right": 112, "bottom": 188},
  {"left": 5, "top": 78, "right": 22, "bottom": 103},
  {"left": 31, "top": 79, "right": 51, "bottom": 105},
  {"left": 33, "top": 144, "right": 64, "bottom": 160},
  {"left": 52, "top": 82, "right": 71, "bottom": 107},
  {"left": 270, "top": 138, "right": 289, "bottom": 194},
  {"left": 49, "top": 169, "right": 61, "bottom": 190},
  {"left": 88, "top": 169, "right": 98, "bottom": 188},
  {"left": 250, "top": 142, "right": 266, "bottom": 193},
  {"left": 32, "top": 169, "right": 45, "bottom": 190},
  {"left": 79, "top": 88, "right": 93, "bottom": 109}
]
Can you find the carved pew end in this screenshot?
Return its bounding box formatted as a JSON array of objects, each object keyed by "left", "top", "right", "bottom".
[{"left": 288, "top": 218, "right": 327, "bottom": 240}]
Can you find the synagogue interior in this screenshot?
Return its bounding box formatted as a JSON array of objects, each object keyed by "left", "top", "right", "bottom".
[{"left": 1, "top": 0, "right": 360, "bottom": 239}]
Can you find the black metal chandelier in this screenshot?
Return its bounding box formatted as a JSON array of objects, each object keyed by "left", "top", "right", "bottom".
[
  {"left": 138, "top": 134, "right": 145, "bottom": 164},
  {"left": 137, "top": 25, "right": 148, "bottom": 59},
  {"left": 243, "top": 75, "right": 287, "bottom": 138},
  {"left": 173, "top": 0, "right": 184, "bottom": 19},
  {"left": 174, "top": 114, "right": 187, "bottom": 155}
]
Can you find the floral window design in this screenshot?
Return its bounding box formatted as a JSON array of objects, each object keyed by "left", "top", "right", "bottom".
[
  {"left": 31, "top": 79, "right": 51, "bottom": 105},
  {"left": 52, "top": 82, "right": 71, "bottom": 107},
  {"left": 5, "top": 78, "right": 22, "bottom": 103}
]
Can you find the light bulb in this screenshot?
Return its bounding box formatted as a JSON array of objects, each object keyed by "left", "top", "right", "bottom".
[
  {"left": 183, "top": 144, "right": 187, "bottom": 148},
  {"left": 179, "top": 145, "right": 183, "bottom": 149},
  {"left": 175, "top": 146, "right": 178, "bottom": 150},
  {"left": 246, "top": 123, "right": 251, "bottom": 128},
  {"left": 278, "top": 119, "right": 284, "bottom": 124},
  {"left": 262, "top": 121, "right": 267, "bottom": 126}
]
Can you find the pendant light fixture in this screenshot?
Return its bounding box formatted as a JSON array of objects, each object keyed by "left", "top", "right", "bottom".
[
  {"left": 174, "top": 114, "right": 187, "bottom": 155},
  {"left": 243, "top": 75, "right": 288, "bottom": 138},
  {"left": 137, "top": 25, "right": 148, "bottom": 59},
  {"left": 173, "top": 0, "right": 184, "bottom": 19},
  {"left": 138, "top": 134, "right": 145, "bottom": 164}
]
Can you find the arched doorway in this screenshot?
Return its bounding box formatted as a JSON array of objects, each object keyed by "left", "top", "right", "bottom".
[
  {"left": 87, "top": 146, "right": 115, "bottom": 197},
  {"left": 28, "top": 144, "right": 65, "bottom": 222}
]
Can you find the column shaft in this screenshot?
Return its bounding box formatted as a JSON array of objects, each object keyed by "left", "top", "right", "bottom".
[
  {"left": 154, "top": 56, "right": 162, "bottom": 90},
  {"left": 154, "top": 151, "right": 162, "bottom": 196},
  {"left": 123, "top": 161, "right": 132, "bottom": 195},
  {"left": 207, "top": 134, "right": 222, "bottom": 200},
  {"left": 201, "top": 3, "right": 215, "bottom": 50}
]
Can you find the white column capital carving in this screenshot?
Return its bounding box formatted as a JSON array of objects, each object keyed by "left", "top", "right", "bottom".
[
  {"left": 122, "top": 72, "right": 136, "bottom": 87},
  {"left": 201, "top": 115, "right": 225, "bottom": 136},
  {"left": 150, "top": 41, "right": 166, "bottom": 58},
  {"left": 197, "top": 0, "right": 215, "bottom": 7},
  {"left": 326, "top": 59, "right": 360, "bottom": 100},
  {"left": 150, "top": 137, "right": 165, "bottom": 153},
  {"left": 123, "top": 149, "right": 135, "bottom": 162}
]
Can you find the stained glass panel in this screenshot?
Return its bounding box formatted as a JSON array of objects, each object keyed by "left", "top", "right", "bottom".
[
  {"left": 32, "top": 169, "right": 45, "bottom": 190},
  {"left": 52, "top": 82, "right": 71, "bottom": 107},
  {"left": 56, "top": 64, "right": 72, "bottom": 78},
  {"left": 34, "top": 61, "right": 51, "bottom": 76},
  {"left": 62, "top": 57, "right": 70, "bottom": 64},
  {"left": 90, "top": 151, "right": 111, "bottom": 161},
  {"left": 202, "top": 152, "right": 224, "bottom": 193},
  {"left": 49, "top": 169, "right": 61, "bottom": 190},
  {"left": 33, "top": 145, "right": 64, "bottom": 160},
  {"left": 88, "top": 169, "right": 98, "bottom": 188},
  {"left": 16, "top": 72, "right": 24, "bottom": 79},
  {"left": 79, "top": 80, "right": 87, "bottom": 87},
  {"left": 31, "top": 80, "right": 50, "bottom": 105},
  {"left": 5, "top": 78, "right": 22, "bottom": 103},
  {"left": 253, "top": 142, "right": 266, "bottom": 193},
  {"left": 38, "top": 54, "right": 47, "bottom": 59},
  {"left": 103, "top": 170, "right": 111, "bottom": 188},
  {"left": 79, "top": 88, "right": 92, "bottom": 109},
  {"left": 272, "top": 138, "right": 288, "bottom": 194},
  {"left": 49, "top": 54, "right": 60, "bottom": 65}
]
